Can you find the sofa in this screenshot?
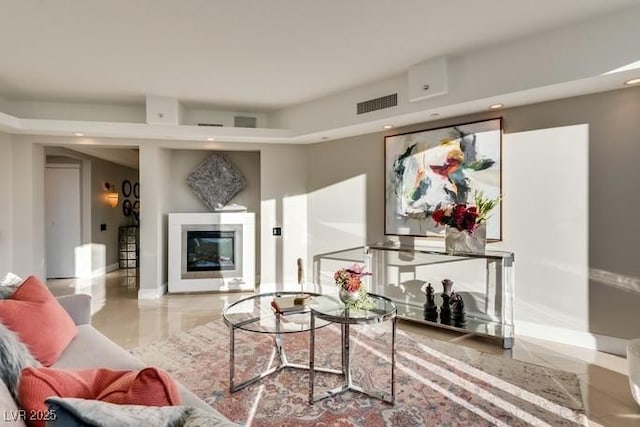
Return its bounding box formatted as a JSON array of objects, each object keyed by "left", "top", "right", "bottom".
[{"left": 1, "top": 291, "right": 235, "bottom": 426}]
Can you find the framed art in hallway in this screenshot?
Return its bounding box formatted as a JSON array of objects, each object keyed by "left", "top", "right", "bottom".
[{"left": 384, "top": 117, "right": 502, "bottom": 240}]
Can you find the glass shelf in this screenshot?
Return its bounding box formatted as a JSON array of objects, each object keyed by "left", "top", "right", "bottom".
[
  {"left": 395, "top": 301, "right": 507, "bottom": 341},
  {"left": 364, "top": 242, "right": 515, "bottom": 349}
]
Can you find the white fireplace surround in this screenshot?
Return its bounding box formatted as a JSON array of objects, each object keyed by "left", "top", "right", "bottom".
[{"left": 168, "top": 212, "right": 255, "bottom": 292}]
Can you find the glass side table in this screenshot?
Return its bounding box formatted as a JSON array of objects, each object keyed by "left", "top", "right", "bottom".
[
  {"left": 223, "top": 291, "right": 341, "bottom": 392},
  {"left": 308, "top": 293, "right": 397, "bottom": 404}
]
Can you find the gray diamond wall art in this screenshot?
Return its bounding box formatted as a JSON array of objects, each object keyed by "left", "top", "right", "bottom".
[{"left": 186, "top": 154, "right": 247, "bottom": 210}]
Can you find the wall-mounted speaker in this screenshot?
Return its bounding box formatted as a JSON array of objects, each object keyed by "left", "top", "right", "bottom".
[{"left": 408, "top": 56, "right": 448, "bottom": 103}]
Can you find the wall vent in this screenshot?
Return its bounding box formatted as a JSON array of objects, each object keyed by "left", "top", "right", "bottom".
[
  {"left": 234, "top": 116, "right": 257, "bottom": 128},
  {"left": 357, "top": 93, "right": 398, "bottom": 115}
]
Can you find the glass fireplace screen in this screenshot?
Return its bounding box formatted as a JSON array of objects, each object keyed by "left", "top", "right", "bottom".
[{"left": 186, "top": 230, "right": 235, "bottom": 272}]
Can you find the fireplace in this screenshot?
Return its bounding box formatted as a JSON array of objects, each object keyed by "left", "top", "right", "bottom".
[
  {"left": 181, "top": 225, "right": 242, "bottom": 279},
  {"left": 168, "top": 212, "right": 255, "bottom": 292},
  {"left": 186, "top": 230, "right": 235, "bottom": 271}
]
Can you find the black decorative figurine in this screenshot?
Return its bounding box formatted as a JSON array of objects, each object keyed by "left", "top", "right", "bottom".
[
  {"left": 440, "top": 295, "right": 452, "bottom": 325},
  {"left": 440, "top": 296, "right": 452, "bottom": 325},
  {"left": 441, "top": 278, "right": 454, "bottom": 297},
  {"left": 440, "top": 279, "right": 453, "bottom": 325},
  {"left": 451, "top": 292, "right": 467, "bottom": 327},
  {"left": 423, "top": 283, "right": 438, "bottom": 322}
]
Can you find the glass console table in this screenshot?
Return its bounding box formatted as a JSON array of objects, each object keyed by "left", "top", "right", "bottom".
[{"left": 364, "top": 243, "right": 515, "bottom": 349}]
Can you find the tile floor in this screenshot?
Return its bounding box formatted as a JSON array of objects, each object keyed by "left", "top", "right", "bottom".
[{"left": 48, "top": 270, "right": 640, "bottom": 426}]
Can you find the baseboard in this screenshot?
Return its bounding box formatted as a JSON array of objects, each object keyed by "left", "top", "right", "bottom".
[
  {"left": 89, "top": 267, "right": 105, "bottom": 278},
  {"left": 138, "top": 282, "right": 168, "bottom": 300},
  {"left": 106, "top": 263, "right": 119, "bottom": 273},
  {"left": 89, "top": 263, "right": 119, "bottom": 278},
  {"left": 517, "top": 321, "right": 629, "bottom": 356}
]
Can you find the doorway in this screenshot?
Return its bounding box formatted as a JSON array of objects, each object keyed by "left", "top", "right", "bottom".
[{"left": 45, "top": 163, "right": 81, "bottom": 278}]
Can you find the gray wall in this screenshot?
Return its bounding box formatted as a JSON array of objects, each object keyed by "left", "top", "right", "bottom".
[
  {"left": 166, "top": 149, "right": 261, "bottom": 282},
  {"left": 167, "top": 150, "right": 260, "bottom": 214},
  {"left": 11, "top": 139, "right": 45, "bottom": 279},
  {"left": 506, "top": 87, "right": 640, "bottom": 340},
  {"left": 139, "top": 142, "right": 306, "bottom": 296},
  {"left": 307, "top": 86, "right": 640, "bottom": 342},
  {"left": 0, "top": 133, "right": 13, "bottom": 276},
  {"left": 90, "top": 157, "right": 139, "bottom": 267}
]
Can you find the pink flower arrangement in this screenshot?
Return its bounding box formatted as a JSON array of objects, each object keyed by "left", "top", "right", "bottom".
[{"left": 334, "top": 264, "right": 371, "bottom": 293}]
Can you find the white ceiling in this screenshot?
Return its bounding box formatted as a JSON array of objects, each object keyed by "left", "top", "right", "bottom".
[{"left": 1, "top": 0, "right": 638, "bottom": 112}]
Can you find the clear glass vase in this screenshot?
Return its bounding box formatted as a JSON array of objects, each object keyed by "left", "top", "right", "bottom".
[
  {"left": 445, "top": 223, "right": 487, "bottom": 254},
  {"left": 338, "top": 288, "right": 360, "bottom": 305}
]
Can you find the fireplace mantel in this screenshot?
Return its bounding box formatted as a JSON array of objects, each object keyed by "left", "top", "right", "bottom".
[{"left": 168, "top": 212, "right": 255, "bottom": 292}]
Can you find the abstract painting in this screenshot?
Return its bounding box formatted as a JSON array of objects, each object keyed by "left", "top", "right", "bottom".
[{"left": 385, "top": 118, "right": 502, "bottom": 239}]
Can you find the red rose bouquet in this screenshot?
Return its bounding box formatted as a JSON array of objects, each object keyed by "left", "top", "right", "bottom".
[
  {"left": 431, "top": 192, "right": 499, "bottom": 232},
  {"left": 432, "top": 203, "right": 479, "bottom": 232}
]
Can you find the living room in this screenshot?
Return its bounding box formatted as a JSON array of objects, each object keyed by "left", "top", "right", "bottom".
[{"left": 1, "top": 1, "right": 640, "bottom": 425}]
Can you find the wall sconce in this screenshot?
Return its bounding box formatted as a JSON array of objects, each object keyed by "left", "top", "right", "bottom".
[{"left": 104, "top": 182, "right": 119, "bottom": 208}]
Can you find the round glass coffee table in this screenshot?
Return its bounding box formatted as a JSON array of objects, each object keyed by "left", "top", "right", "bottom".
[
  {"left": 223, "top": 291, "right": 341, "bottom": 392},
  {"left": 308, "top": 293, "right": 397, "bottom": 404}
]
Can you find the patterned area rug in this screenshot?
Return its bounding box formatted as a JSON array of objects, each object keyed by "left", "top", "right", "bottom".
[{"left": 131, "top": 320, "right": 587, "bottom": 427}]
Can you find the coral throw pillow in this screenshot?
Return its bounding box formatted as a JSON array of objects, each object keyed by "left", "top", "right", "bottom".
[
  {"left": 19, "top": 367, "right": 181, "bottom": 427},
  {"left": 97, "top": 367, "right": 181, "bottom": 406},
  {"left": 0, "top": 276, "right": 77, "bottom": 366}
]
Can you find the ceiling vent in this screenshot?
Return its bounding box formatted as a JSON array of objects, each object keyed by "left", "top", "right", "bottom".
[
  {"left": 357, "top": 93, "right": 398, "bottom": 115},
  {"left": 234, "top": 116, "right": 257, "bottom": 128}
]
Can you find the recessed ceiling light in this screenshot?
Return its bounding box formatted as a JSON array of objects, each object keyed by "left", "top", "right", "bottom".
[
  {"left": 624, "top": 78, "right": 640, "bottom": 86},
  {"left": 74, "top": 132, "right": 84, "bottom": 137},
  {"left": 206, "top": 137, "right": 215, "bottom": 141},
  {"left": 489, "top": 103, "right": 504, "bottom": 110},
  {"left": 383, "top": 125, "right": 393, "bottom": 129}
]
